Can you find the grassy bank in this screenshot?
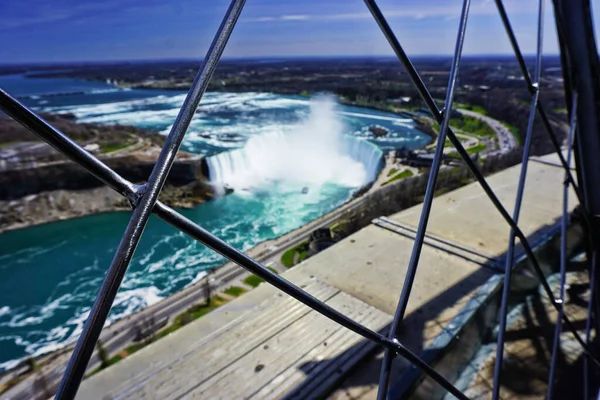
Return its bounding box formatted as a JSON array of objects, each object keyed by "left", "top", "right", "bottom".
[
  {"left": 281, "top": 241, "right": 309, "bottom": 268},
  {"left": 383, "top": 169, "right": 414, "bottom": 186}
]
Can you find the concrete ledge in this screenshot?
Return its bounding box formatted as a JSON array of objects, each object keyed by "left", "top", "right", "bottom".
[
  {"left": 388, "top": 159, "right": 578, "bottom": 260},
  {"left": 78, "top": 153, "right": 576, "bottom": 400}
]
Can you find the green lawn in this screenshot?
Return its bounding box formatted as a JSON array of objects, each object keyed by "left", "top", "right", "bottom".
[
  {"left": 462, "top": 104, "right": 487, "bottom": 115},
  {"left": 506, "top": 124, "right": 522, "bottom": 145},
  {"left": 387, "top": 167, "right": 398, "bottom": 177},
  {"left": 100, "top": 142, "right": 131, "bottom": 153},
  {"left": 466, "top": 143, "right": 487, "bottom": 154},
  {"left": 281, "top": 247, "right": 296, "bottom": 268},
  {"left": 382, "top": 169, "right": 414, "bottom": 186},
  {"left": 449, "top": 115, "right": 495, "bottom": 138},
  {"left": 243, "top": 274, "right": 264, "bottom": 288},
  {"left": 0, "top": 141, "right": 17, "bottom": 149},
  {"left": 295, "top": 246, "right": 308, "bottom": 265},
  {"left": 224, "top": 286, "right": 246, "bottom": 297}
]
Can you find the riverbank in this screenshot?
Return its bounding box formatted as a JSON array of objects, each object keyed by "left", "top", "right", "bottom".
[
  {"left": 0, "top": 114, "right": 217, "bottom": 233},
  {"left": 0, "top": 180, "right": 217, "bottom": 234}
]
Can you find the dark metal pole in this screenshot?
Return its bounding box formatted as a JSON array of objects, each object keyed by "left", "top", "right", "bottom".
[
  {"left": 492, "top": 1, "right": 545, "bottom": 398},
  {"left": 364, "top": 0, "right": 472, "bottom": 397},
  {"left": 54, "top": 1, "right": 246, "bottom": 397},
  {"left": 494, "top": 0, "right": 586, "bottom": 211},
  {"left": 547, "top": 93, "right": 577, "bottom": 400},
  {"left": 554, "top": 0, "right": 600, "bottom": 347}
]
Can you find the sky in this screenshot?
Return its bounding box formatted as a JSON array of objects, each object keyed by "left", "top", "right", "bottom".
[{"left": 0, "top": 0, "right": 599, "bottom": 63}]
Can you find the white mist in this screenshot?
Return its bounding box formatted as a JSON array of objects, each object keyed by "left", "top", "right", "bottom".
[{"left": 207, "top": 95, "right": 382, "bottom": 193}]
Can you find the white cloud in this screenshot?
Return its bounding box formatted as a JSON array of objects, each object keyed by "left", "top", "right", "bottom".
[
  {"left": 281, "top": 14, "right": 310, "bottom": 21},
  {"left": 243, "top": 0, "right": 540, "bottom": 24}
]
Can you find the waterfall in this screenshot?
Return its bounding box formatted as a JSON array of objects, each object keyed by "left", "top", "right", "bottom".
[
  {"left": 206, "top": 134, "right": 383, "bottom": 191},
  {"left": 205, "top": 95, "right": 384, "bottom": 192},
  {"left": 340, "top": 135, "right": 384, "bottom": 184}
]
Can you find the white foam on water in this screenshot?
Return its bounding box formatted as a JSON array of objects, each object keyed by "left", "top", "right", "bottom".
[
  {"left": 207, "top": 95, "right": 382, "bottom": 191},
  {"left": 0, "top": 358, "right": 21, "bottom": 372},
  {"left": 337, "top": 110, "right": 413, "bottom": 122},
  {"left": 79, "top": 108, "right": 182, "bottom": 125},
  {"left": 4, "top": 292, "right": 78, "bottom": 329},
  {"left": 39, "top": 293, "right": 71, "bottom": 316},
  {"left": 42, "top": 93, "right": 188, "bottom": 118},
  {"left": 188, "top": 271, "right": 208, "bottom": 286},
  {"left": 109, "top": 287, "right": 164, "bottom": 322},
  {"left": 7, "top": 312, "right": 48, "bottom": 328},
  {"left": 391, "top": 119, "right": 416, "bottom": 128},
  {"left": 0, "top": 306, "right": 10, "bottom": 318},
  {"left": 87, "top": 88, "right": 127, "bottom": 95}
]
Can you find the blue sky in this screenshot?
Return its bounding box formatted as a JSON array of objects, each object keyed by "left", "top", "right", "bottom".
[{"left": 1, "top": 0, "right": 599, "bottom": 63}]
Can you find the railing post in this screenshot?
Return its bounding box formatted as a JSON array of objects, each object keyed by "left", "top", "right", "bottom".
[
  {"left": 554, "top": 0, "right": 600, "bottom": 394},
  {"left": 553, "top": 0, "right": 600, "bottom": 231}
]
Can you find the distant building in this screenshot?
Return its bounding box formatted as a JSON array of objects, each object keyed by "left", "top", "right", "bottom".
[{"left": 397, "top": 149, "right": 456, "bottom": 167}]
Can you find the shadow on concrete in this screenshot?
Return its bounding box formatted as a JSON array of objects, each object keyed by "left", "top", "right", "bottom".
[
  {"left": 282, "top": 220, "right": 588, "bottom": 399},
  {"left": 283, "top": 265, "right": 493, "bottom": 399},
  {"left": 475, "top": 265, "right": 593, "bottom": 399}
]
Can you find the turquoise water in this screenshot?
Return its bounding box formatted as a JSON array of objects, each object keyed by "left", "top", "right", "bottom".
[{"left": 0, "top": 74, "right": 430, "bottom": 370}]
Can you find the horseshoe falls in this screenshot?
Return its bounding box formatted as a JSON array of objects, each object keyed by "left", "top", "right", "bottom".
[{"left": 206, "top": 96, "right": 384, "bottom": 192}]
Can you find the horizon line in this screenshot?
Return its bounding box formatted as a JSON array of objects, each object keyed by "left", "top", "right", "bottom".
[{"left": 0, "top": 53, "right": 562, "bottom": 68}]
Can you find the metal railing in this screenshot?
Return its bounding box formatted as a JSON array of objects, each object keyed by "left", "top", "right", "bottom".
[{"left": 0, "top": 0, "right": 599, "bottom": 398}]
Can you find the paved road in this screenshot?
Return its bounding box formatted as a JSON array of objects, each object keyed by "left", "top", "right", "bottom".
[{"left": 458, "top": 108, "right": 519, "bottom": 153}]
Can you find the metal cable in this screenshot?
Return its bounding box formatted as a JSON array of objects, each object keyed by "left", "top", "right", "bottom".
[
  {"left": 363, "top": 0, "right": 473, "bottom": 397},
  {"left": 54, "top": 1, "right": 246, "bottom": 397},
  {"left": 0, "top": 0, "right": 595, "bottom": 398},
  {"left": 492, "top": 0, "right": 545, "bottom": 397},
  {"left": 364, "top": 0, "right": 600, "bottom": 374},
  {"left": 547, "top": 92, "right": 577, "bottom": 400}
]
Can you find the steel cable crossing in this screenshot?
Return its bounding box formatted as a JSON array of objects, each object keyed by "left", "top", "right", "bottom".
[{"left": 0, "top": 0, "right": 597, "bottom": 399}]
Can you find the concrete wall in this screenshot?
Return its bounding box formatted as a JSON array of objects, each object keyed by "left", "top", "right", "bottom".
[{"left": 339, "top": 149, "right": 523, "bottom": 237}]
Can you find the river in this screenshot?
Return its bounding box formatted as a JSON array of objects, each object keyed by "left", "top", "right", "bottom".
[{"left": 0, "top": 73, "right": 430, "bottom": 371}]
